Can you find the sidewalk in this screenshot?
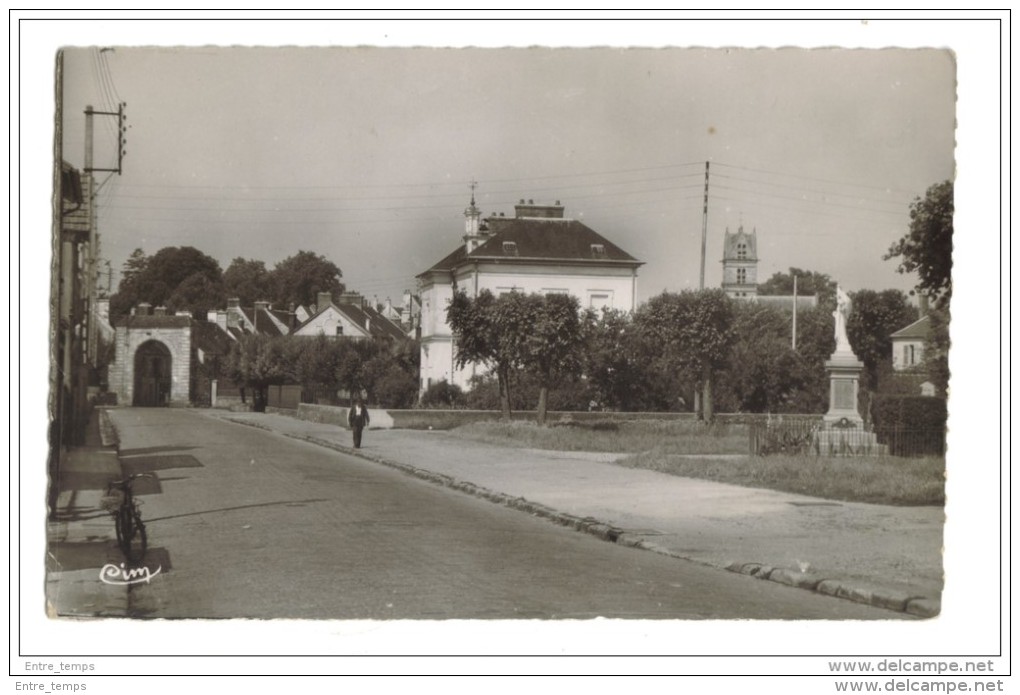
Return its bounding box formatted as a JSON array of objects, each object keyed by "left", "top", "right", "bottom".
[
  {"left": 45, "top": 408, "right": 131, "bottom": 617},
  {"left": 208, "top": 409, "right": 944, "bottom": 618}
]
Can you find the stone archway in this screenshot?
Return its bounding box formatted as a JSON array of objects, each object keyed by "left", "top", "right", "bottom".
[{"left": 133, "top": 340, "right": 172, "bottom": 407}]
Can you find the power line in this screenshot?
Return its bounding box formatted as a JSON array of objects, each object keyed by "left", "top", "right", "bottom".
[
  {"left": 711, "top": 171, "right": 912, "bottom": 210},
  {"left": 711, "top": 183, "right": 909, "bottom": 218},
  {"left": 712, "top": 160, "right": 921, "bottom": 198}
]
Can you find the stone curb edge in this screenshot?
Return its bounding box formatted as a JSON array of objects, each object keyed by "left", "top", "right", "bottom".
[{"left": 221, "top": 415, "right": 940, "bottom": 619}]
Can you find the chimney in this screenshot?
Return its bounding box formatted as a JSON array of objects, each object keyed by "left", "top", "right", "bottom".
[
  {"left": 137, "top": 302, "right": 152, "bottom": 316},
  {"left": 153, "top": 306, "right": 167, "bottom": 316},
  {"left": 365, "top": 317, "right": 371, "bottom": 333},
  {"left": 288, "top": 303, "right": 297, "bottom": 331},
  {"left": 254, "top": 300, "right": 270, "bottom": 312},
  {"left": 317, "top": 291, "right": 333, "bottom": 310},
  {"left": 918, "top": 295, "right": 930, "bottom": 317},
  {"left": 226, "top": 297, "right": 243, "bottom": 329},
  {"left": 215, "top": 310, "right": 227, "bottom": 331},
  {"left": 514, "top": 198, "right": 565, "bottom": 219}
]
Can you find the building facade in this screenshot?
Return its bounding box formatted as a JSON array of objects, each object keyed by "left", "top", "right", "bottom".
[
  {"left": 890, "top": 314, "right": 931, "bottom": 372},
  {"left": 721, "top": 225, "right": 758, "bottom": 299},
  {"left": 417, "top": 197, "right": 643, "bottom": 392}
]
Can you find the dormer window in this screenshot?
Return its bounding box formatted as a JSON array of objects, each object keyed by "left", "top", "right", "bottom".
[
  {"left": 590, "top": 243, "right": 606, "bottom": 258},
  {"left": 502, "top": 241, "right": 518, "bottom": 255}
]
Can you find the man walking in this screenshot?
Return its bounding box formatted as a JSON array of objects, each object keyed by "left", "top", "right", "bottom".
[{"left": 347, "top": 398, "right": 370, "bottom": 449}]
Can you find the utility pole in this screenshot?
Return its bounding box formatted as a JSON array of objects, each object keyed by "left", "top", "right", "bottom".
[
  {"left": 699, "top": 161, "right": 709, "bottom": 290},
  {"left": 83, "top": 102, "right": 126, "bottom": 366},
  {"left": 792, "top": 274, "right": 798, "bottom": 350}
]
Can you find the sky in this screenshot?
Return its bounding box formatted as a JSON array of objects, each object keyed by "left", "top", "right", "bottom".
[
  {"left": 55, "top": 41, "right": 956, "bottom": 307},
  {"left": 16, "top": 14, "right": 1006, "bottom": 675}
]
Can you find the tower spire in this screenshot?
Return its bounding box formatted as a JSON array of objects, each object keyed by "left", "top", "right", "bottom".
[{"left": 463, "top": 181, "right": 483, "bottom": 248}]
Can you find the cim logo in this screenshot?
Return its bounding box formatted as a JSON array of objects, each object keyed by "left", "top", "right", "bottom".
[{"left": 99, "top": 562, "right": 162, "bottom": 585}]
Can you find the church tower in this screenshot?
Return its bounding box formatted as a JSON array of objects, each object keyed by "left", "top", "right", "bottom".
[{"left": 721, "top": 225, "right": 759, "bottom": 299}]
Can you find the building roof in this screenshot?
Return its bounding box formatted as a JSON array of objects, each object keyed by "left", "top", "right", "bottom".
[
  {"left": 239, "top": 307, "right": 286, "bottom": 336},
  {"left": 890, "top": 314, "right": 931, "bottom": 340},
  {"left": 723, "top": 226, "right": 758, "bottom": 261},
  {"left": 419, "top": 217, "right": 642, "bottom": 276},
  {"left": 191, "top": 319, "right": 234, "bottom": 354},
  {"left": 753, "top": 295, "right": 819, "bottom": 310},
  {"left": 294, "top": 301, "right": 409, "bottom": 341},
  {"left": 114, "top": 315, "right": 192, "bottom": 329}
]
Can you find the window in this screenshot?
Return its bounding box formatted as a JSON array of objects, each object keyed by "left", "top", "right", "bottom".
[
  {"left": 590, "top": 243, "right": 606, "bottom": 258},
  {"left": 737, "top": 268, "right": 747, "bottom": 284},
  {"left": 336, "top": 326, "right": 344, "bottom": 336},
  {"left": 737, "top": 243, "right": 747, "bottom": 259},
  {"left": 502, "top": 241, "right": 518, "bottom": 255},
  {"left": 589, "top": 293, "right": 611, "bottom": 310},
  {"left": 904, "top": 344, "right": 916, "bottom": 366}
]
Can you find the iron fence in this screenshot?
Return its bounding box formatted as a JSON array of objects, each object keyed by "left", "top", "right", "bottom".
[{"left": 749, "top": 419, "right": 946, "bottom": 458}]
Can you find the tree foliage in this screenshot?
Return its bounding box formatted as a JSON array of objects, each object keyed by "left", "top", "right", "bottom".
[
  {"left": 446, "top": 289, "right": 585, "bottom": 422},
  {"left": 518, "top": 293, "right": 584, "bottom": 424},
  {"left": 110, "top": 246, "right": 224, "bottom": 319},
  {"left": 634, "top": 289, "right": 734, "bottom": 421},
  {"left": 270, "top": 250, "right": 345, "bottom": 310},
  {"left": 715, "top": 303, "right": 820, "bottom": 413},
  {"left": 924, "top": 306, "right": 951, "bottom": 398},
  {"left": 846, "top": 289, "right": 918, "bottom": 391},
  {"left": 757, "top": 267, "right": 838, "bottom": 310},
  {"left": 223, "top": 257, "right": 271, "bottom": 306},
  {"left": 884, "top": 180, "right": 954, "bottom": 307},
  {"left": 222, "top": 334, "right": 290, "bottom": 411}
]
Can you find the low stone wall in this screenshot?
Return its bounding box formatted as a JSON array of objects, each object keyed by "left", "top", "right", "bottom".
[{"left": 288, "top": 404, "right": 823, "bottom": 431}]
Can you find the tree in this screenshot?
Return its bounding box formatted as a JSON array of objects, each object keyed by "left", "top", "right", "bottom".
[
  {"left": 224, "top": 257, "right": 271, "bottom": 306},
  {"left": 716, "top": 302, "right": 818, "bottom": 414},
  {"left": 758, "top": 267, "right": 838, "bottom": 310},
  {"left": 446, "top": 287, "right": 510, "bottom": 418},
  {"left": 167, "top": 272, "right": 226, "bottom": 320},
  {"left": 268, "top": 250, "right": 345, "bottom": 309},
  {"left": 520, "top": 293, "right": 584, "bottom": 425},
  {"left": 109, "top": 246, "right": 224, "bottom": 319},
  {"left": 846, "top": 289, "right": 919, "bottom": 395},
  {"left": 884, "top": 180, "right": 954, "bottom": 308},
  {"left": 634, "top": 289, "right": 734, "bottom": 422},
  {"left": 222, "top": 335, "right": 290, "bottom": 412},
  {"left": 924, "top": 306, "right": 951, "bottom": 398}
]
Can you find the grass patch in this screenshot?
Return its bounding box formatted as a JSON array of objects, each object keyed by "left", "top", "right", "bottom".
[
  {"left": 452, "top": 419, "right": 748, "bottom": 455},
  {"left": 451, "top": 419, "right": 945, "bottom": 506},
  {"left": 617, "top": 450, "right": 944, "bottom": 506}
]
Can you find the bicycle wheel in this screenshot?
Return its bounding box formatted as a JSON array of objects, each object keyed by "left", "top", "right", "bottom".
[{"left": 117, "top": 505, "right": 147, "bottom": 563}]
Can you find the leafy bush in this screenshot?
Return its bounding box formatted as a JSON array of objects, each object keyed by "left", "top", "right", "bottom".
[
  {"left": 420, "top": 380, "right": 467, "bottom": 409},
  {"left": 872, "top": 395, "right": 947, "bottom": 456}
]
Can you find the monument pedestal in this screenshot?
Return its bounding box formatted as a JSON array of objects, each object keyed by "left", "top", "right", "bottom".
[
  {"left": 816, "top": 351, "right": 886, "bottom": 454},
  {"left": 824, "top": 352, "right": 864, "bottom": 426}
]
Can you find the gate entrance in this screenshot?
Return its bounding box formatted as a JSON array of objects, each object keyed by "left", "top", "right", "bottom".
[{"left": 133, "top": 340, "right": 172, "bottom": 407}]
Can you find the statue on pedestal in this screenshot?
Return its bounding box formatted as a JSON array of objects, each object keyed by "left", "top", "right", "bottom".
[{"left": 833, "top": 285, "right": 853, "bottom": 355}]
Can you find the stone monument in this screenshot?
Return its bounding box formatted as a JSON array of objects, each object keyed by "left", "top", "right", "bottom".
[{"left": 824, "top": 285, "right": 864, "bottom": 426}]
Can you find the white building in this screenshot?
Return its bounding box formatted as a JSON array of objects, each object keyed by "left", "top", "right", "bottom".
[
  {"left": 416, "top": 196, "right": 643, "bottom": 392},
  {"left": 890, "top": 314, "right": 931, "bottom": 371}
]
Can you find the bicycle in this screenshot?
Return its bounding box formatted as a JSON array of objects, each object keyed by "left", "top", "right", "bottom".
[{"left": 102, "top": 474, "right": 151, "bottom": 563}]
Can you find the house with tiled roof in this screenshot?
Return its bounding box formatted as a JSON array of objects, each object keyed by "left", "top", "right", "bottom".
[
  {"left": 291, "top": 291, "right": 408, "bottom": 341},
  {"left": 890, "top": 314, "right": 931, "bottom": 372},
  {"left": 416, "top": 196, "right": 643, "bottom": 392}
]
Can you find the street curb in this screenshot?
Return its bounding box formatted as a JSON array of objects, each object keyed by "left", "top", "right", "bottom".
[{"left": 221, "top": 415, "right": 940, "bottom": 618}]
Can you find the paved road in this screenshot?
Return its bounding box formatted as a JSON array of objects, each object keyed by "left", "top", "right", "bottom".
[{"left": 110, "top": 407, "right": 898, "bottom": 620}]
